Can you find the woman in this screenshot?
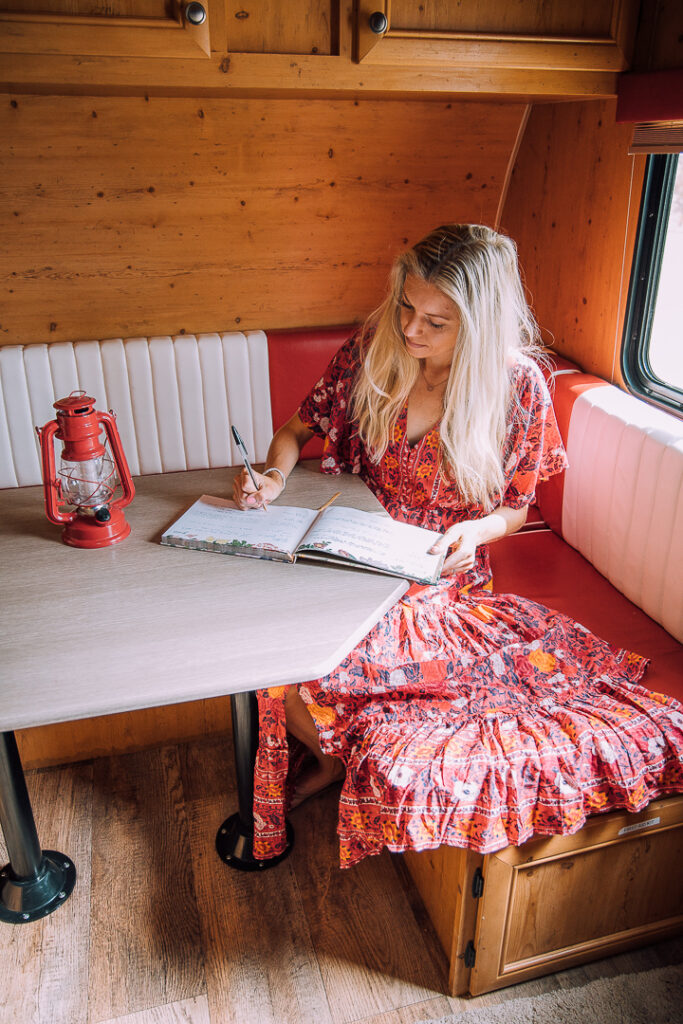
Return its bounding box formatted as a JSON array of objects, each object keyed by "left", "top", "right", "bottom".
[{"left": 234, "top": 224, "right": 683, "bottom": 868}]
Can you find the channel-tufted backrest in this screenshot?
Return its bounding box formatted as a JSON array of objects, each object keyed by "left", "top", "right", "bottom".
[{"left": 0, "top": 332, "right": 273, "bottom": 486}]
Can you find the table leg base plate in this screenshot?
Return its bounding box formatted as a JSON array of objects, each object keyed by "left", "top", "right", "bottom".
[
  {"left": 216, "top": 813, "right": 294, "bottom": 871},
  {"left": 0, "top": 851, "right": 76, "bottom": 923}
]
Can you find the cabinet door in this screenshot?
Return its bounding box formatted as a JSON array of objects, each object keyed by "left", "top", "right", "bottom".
[
  {"left": 0, "top": 1, "right": 217, "bottom": 59},
  {"left": 355, "top": 0, "right": 638, "bottom": 72},
  {"left": 470, "top": 795, "right": 683, "bottom": 995}
]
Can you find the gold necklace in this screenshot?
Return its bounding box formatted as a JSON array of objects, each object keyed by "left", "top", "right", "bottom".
[{"left": 421, "top": 364, "right": 450, "bottom": 392}]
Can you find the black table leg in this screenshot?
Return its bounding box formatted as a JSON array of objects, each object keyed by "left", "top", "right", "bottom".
[
  {"left": 0, "top": 731, "right": 76, "bottom": 923},
  {"left": 215, "top": 690, "right": 293, "bottom": 871}
]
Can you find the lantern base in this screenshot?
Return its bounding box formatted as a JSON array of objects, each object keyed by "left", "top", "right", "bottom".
[
  {"left": 0, "top": 851, "right": 76, "bottom": 923},
  {"left": 61, "top": 510, "right": 131, "bottom": 549}
]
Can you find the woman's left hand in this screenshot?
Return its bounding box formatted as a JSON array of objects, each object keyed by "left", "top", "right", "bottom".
[{"left": 429, "top": 520, "right": 483, "bottom": 576}]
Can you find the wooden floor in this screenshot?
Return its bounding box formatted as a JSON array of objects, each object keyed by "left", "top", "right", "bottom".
[{"left": 2, "top": 734, "right": 682, "bottom": 1024}]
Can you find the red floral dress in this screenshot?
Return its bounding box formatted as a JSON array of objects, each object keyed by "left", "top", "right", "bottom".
[{"left": 253, "top": 334, "right": 683, "bottom": 867}]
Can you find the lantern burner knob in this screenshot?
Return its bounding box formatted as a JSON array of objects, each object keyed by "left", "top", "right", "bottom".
[{"left": 94, "top": 507, "right": 112, "bottom": 523}]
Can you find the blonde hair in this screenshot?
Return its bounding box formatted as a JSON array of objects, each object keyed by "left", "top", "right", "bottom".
[{"left": 351, "top": 224, "right": 543, "bottom": 509}]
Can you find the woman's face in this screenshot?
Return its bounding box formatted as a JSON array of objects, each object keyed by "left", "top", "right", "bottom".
[{"left": 399, "top": 274, "right": 460, "bottom": 366}]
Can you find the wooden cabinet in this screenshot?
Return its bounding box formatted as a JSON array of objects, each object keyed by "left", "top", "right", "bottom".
[
  {"left": 0, "top": 1, "right": 641, "bottom": 98},
  {"left": 356, "top": 0, "right": 639, "bottom": 72},
  {"left": 0, "top": 0, "right": 218, "bottom": 59},
  {"left": 403, "top": 794, "right": 683, "bottom": 996}
]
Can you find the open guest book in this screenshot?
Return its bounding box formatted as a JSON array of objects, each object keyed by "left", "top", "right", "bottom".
[{"left": 161, "top": 494, "right": 446, "bottom": 584}]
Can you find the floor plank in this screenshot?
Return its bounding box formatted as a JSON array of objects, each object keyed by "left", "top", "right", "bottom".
[
  {"left": 88, "top": 746, "right": 205, "bottom": 1023},
  {"left": 289, "top": 785, "right": 448, "bottom": 1024},
  {"left": 348, "top": 996, "right": 454, "bottom": 1024},
  {"left": 98, "top": 994, "right": 211, "bottom": 1024},
  {"left": 179, "top": 735, "right": 333, "bottom": 1024},
  {"left": 0, "top": 761, "right": 93, "bottom": 1024}
]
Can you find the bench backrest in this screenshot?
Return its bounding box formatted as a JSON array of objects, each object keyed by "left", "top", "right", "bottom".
[
  {"left": 0, "top": 328, "right": 352, "bottom": 488},
  {"left": 537, "top": 359, "right": 683, "bottom": 643}
]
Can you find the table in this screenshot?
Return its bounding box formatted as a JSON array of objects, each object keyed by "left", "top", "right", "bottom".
[{"left": 0, "top": 464, "right": 408, "bottom": 921}]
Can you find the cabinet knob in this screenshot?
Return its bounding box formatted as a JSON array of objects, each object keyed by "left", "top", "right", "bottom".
[
  {"left": 184, "top": 2, "right": 207, "bottom": 26},
  {"left": 368, "top": 11, "right": 388, "bottom": 35}
]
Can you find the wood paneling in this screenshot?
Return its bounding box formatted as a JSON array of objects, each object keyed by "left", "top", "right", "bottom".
[
  {"left": 226, "top": 0, "right": 337, "bottom": 55},
  {"left": 0, "top": 0, "right": 215, "bottom": 59},
  {"left": 403, "top": 844, "right": 484, "bottom": 996},
  {"left": 389, "top": 0, "right": 614, "bottom": 35},
  {"left": 471, "top": 796, "right": 683, "bottom": 995},
  {"left": 355, "top": 0, "right": 637, "bottom": 71},
  {"left": 499, "top": 98, "right": 645, "bottom": 383},
  {"left": 0, "top": 94, "right": 524, "bottom": 347},
  {"left": 632, "top": 0, "right": 683, "bottom": 72},
  {"left": 16, "top": 696, "right": 232, "bottom": 769},
  {"left": 0, "top": 1, "right": 630, "bottom": 98}
]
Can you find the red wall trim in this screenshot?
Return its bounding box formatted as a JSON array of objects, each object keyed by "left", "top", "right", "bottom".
[{"left": 616, "top": 69, "right": 683, "bottom": 123}]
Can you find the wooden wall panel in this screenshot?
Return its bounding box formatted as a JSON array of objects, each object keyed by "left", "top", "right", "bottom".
[
  {"left": 16, "top": 697, "right": 232, "bottom": 769},
  {"left": 499, "top": 98, "right": 644, "bottom": 383},
  {"left": 0, "top": 94, "right": 525, "bottom": 347}
]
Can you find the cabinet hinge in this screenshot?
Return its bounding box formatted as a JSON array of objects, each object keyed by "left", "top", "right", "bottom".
[
  {"left": 471, "top": 866, "right": 484, "bottom": 899},
  {"left": 464, "top": 940, "right": 476, "bottom": 968}
]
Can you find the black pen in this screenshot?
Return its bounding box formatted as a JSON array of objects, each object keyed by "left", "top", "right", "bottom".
[{"left": 231, "top": 425, "right": 267, "bottom": 511}]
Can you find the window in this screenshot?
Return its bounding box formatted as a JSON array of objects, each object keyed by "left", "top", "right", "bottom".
[{"left": 622, "top": 153, "right": 683, "bottom": 415}]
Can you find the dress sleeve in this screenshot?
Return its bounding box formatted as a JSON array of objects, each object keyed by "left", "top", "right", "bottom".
[
  {"left": 501, "top": 357, "right": 569, "bottom": 509},
  {"left": 298, "top": 332, "right": 365, "bottom": 475}
]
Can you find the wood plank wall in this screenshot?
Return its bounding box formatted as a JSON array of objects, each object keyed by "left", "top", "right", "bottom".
[
  {"left": 0, "top": 94, "right": 525, "bottom": 348},
  {"left": 500, "top": 98, "right": 644, "bottom": 383}
]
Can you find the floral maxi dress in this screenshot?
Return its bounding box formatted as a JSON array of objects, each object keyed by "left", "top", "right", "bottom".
[{"left": 253, "top": 336, "right": 683, "bottom": 868}]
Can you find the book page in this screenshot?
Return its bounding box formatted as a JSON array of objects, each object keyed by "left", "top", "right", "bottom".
[
  {"left": 297, "top": 505, "right": 444, "bottom": 583},
  {"left": 161, "top": 495, "right": 318, "bottom": 558}
]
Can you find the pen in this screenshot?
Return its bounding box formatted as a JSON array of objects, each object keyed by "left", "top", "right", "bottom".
[
  {"left": 317, "top": 490, "right": 342, "bottom": 513},
  {"left": 231, "top": 425, "right": 267, "bottom": 511}
]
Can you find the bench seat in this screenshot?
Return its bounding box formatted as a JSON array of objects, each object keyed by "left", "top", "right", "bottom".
[{"left": 491, "top": 529, "right": 683, "bottom": 703}]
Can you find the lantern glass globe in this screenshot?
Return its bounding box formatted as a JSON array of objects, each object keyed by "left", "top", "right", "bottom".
[{"left": 58, "top": 453, "right": 116, "bottom": 509}]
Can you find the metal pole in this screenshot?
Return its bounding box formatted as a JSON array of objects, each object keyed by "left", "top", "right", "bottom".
[
  {"left": 215, "top": 690, "right": 293, "bottom": 870},
  {"left": 231, "top": 690, "right": 259, "bottom": 829},
  {"left": 0, "top": 730, "right": 76, "bottom": 923},
  {"left": 0, "top": 731, "right": 43, "bottom": 879}
]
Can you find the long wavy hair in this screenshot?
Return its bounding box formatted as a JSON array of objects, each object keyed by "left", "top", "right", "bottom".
[{"left": 350, "top": 224, "right": 543, "bottom": 509}]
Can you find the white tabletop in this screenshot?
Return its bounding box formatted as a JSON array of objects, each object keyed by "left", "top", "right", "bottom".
[{"left": 0, "top": 464, "right": 408, "bottom": 731}]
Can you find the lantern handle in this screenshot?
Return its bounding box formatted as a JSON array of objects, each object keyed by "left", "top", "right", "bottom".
[
  {"left": 36, "top": 420, "right": 75, "bottom": 526},
  {"left": 98, "top": 410, "right": 135, "bottom": 510}
]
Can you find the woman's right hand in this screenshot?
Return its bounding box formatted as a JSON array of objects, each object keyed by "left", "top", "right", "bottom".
[{"left": 232, "top": 467, "right": 284, "bottom": 510}]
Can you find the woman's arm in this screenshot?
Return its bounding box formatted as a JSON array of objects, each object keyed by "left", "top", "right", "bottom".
[
  {"left": 429, "top": 505, "right": 528, "bottom": 576},
  {"left": 232, "top": 412, "right": 314, "bottom": 509}
]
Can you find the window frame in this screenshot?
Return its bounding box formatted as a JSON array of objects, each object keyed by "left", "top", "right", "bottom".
[{"left": 621, "top": 153, "right": 682, "bottom": 416}]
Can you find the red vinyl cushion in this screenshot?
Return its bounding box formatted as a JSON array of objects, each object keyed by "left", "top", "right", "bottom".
[
  {"left": 267, "top": 327, "right": 354, "bottom": 459},
  {"left": 535, "top": 357, "right": 609, "bottom": 536},
  {"left": 491, "top": 530, "right": 683, "bottom": 703}
]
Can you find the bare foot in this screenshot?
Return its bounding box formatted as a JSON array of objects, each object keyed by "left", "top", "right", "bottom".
[{"left": 290, "top": 756, "right": 345, "bottom": 809}]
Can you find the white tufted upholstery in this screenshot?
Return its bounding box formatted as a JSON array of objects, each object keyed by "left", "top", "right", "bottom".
[
  {"left": 562, "top": 384, "right": 683, "bottom": 643},
  {"left": 0, "top": 332, "right": 273, "bottom": 487}
]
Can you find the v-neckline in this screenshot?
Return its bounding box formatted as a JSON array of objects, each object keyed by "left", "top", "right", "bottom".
[{"left": 400, "top": 402, "right": 440, "bottom": 449}]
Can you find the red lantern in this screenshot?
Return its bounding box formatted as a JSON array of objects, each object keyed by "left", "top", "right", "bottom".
[{"left": 36, "top": 391, "right": 135, "bottom": 548}]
